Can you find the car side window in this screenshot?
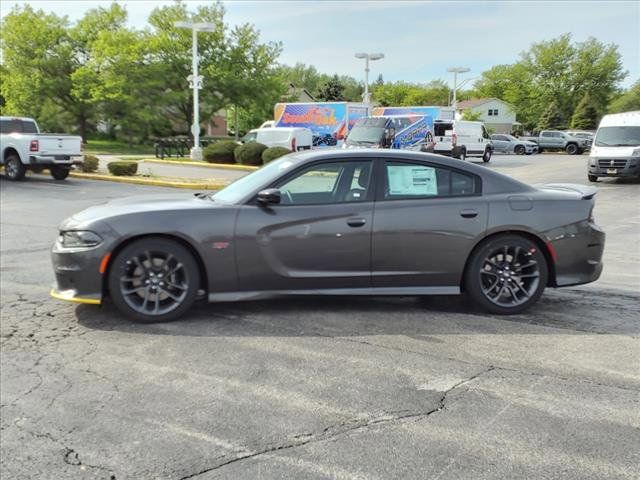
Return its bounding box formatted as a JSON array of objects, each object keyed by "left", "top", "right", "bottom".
[
  {"left": 276, "top": 160, "right": 372, "bottom": 205},
  {"left": 383, "top": 161, "right": 478, "bottom": 199}
]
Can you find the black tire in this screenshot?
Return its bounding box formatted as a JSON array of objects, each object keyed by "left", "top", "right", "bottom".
[
  {"left": 482, "top": 148, "right": 492, "bottom": 163},
  {"left": 588, "top": 174, "right": 598, "bottom": 182},
  {"left": 50, "top": 166, "right": 70, "bottom": 180},
  {"left": 537, "top": 147, "right": 543, "bottom": 154},
  {"left": 3, "top": 154, "right": 26, "bottom": 181},
  {"left": 464, "top": 234, "right": 548, "bottom": 315},
  {"left": 514, "top": 145, "right": 526, "bottom": 155},
  {"left": 456, "top": 147, "right": 467, "bottom": 161},
  {"left": 108, "top": 238, "right": 200, "bottom": 323},
  {"left": 565, "top": 143, "right": 578, "bottom": 155}
]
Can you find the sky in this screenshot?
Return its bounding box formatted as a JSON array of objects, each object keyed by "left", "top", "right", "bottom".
[{"left": 1, "top": 0, "right": 638, "bottom": 88}]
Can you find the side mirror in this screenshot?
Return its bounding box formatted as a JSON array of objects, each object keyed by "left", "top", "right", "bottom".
[{"left": 257, "top": 188, "right": 281, "bottom": 205}]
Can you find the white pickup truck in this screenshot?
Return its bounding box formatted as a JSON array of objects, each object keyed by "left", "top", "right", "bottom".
[{"left": 0, "top": 116, "right": 84, "bottom": 181}]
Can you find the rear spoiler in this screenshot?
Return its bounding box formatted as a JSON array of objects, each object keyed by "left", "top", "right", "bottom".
[{"left": 536, "top": 183, "right": 597, "bottom": 200}]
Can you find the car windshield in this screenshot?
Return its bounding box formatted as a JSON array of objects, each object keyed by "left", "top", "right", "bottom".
[
  {"left": 346, "top": 118, "right": 386, "bottom": 146},
  {"left": 594, "top": 126, "right": 640, "bottom": 147},
  {"left": 211, "top": 155, "right": 300, "bottom": 204}
]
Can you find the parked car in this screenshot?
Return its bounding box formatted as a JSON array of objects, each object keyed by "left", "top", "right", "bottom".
[
  {"left": 256, "top": 127, "right": 312, "bottom": 151},
  {"left": 433, "top": 120, "right": 493, "bottom": 162},
  {"left": 566, "top": 130, "right": 594, "bottom": 148},
  {"left": 51, "top": 149, "right": 604, "bottom": 322},
  {"left": 0, "top": 116, "right": 83, "bottom": 181},
  {"left": 521, "top": 130, "right": 588, "bottom": 155},
  {"left": 587, "top": 111, "right": 640, "bottom": 182},
  {"left": 490, "top": 134, "right": 538, "bottom": 155},
  {"left": 239, "top": 129, "right": 258, "bottom": 144}
]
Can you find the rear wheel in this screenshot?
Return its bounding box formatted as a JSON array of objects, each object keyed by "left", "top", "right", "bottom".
[
  {"left": 108, "top": 238, "right": 200, "bottom": 322},
  {"left": 482, "top": 148, "right": 492, "bottom": 163},
  {"left": 50, "top": 166, "right": 70, "bottom": 180},
  {"left": 588, "top": 174, "right": 598, "bottom": 182},
  {"left": 565, "top": 143, "right": 578, "bottom": 155},
  {"left": 4, "top": 155, "right": 26, "bottom": 181},
  {"left": 465, "top": 234, "right": 548, "bottom": 314},
  {"left": 456, "top": 147, "right": 467, "bottom": 161},
  {"left": 514, "top": 145, "right": 526, "bottom": 155}
]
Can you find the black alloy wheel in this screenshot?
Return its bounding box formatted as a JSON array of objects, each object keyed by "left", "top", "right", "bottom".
[
  {"left": 108, "top": 238, "right": 200, "bottom": 322},
  {"left": 465, "top": 234, "right": 548, "bottom": 314}
]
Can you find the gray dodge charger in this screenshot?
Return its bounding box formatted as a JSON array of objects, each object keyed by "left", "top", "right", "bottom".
[{"left": 51, "top": 150, "right": 605, "bottom": 322}]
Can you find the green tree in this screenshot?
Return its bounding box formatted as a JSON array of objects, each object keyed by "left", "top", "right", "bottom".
[
  {"left": 371, "top": 80, "right": 449, "bottom": 106},
  {"left": 570, "top": 93, "right": 598, "bottom": 129},
  {"left": 608, "top": 81, "right": 640, "bottom": 113},
  {"left": 538, "top": 101, "right": 566, "bottom": 130},
  {"left": 316, "top": 75, "right": 346, "bottom": 101},
  {"left": 461, "top": 109, "right": 483, "bottom": 121}
]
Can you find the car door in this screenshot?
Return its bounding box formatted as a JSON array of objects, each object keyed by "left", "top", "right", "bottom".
[
  {"left": 235, "top": 159, "right": 374, "bottom": 292},
  {"left": 491, "top": 135, "right": 507, "bottom": 152},
  {"left": 372, "top": 158, "right": 487, "bottom": 288}
]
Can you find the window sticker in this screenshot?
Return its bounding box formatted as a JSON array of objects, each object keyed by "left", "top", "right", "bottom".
[{"left": 387, "top": 165, "right": 437, "bottom": 196}]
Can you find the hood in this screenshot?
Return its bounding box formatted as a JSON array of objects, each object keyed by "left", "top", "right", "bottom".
[
  {"left": 590, "top": 145, "right": 639, "bottom": 158},
  {"left": 61, "top": 193, "right": 218, "bottom": 229},
  {"left": 521, "top": 140, "right": 537, "bottom": 146}
]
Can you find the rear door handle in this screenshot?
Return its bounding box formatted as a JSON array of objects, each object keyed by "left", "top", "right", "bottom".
[
  {"left": 347, "top": 217, "right": 367, "bottom": 227},
  {"left": 460, "top": 209, "right": 478, "bottom": 218}
]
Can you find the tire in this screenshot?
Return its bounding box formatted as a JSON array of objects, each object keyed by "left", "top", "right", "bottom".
[
  {"left": 537, "top": 148, "right": 543, "bottom": 154},
  {"left": 108, "top": 238, "right": 200, "bottom": 323},
  {"left": 50, "top": 166, "right": 70, "bottom": 180},
  {"left": 482, "top": 148, "right": 492, "bottom": 163},
  {"left": 565, "top": 143, "right": 578, "bottom": 155},
  {"left": 514, "top": 145, "right": 526, "bottom": 155},
  {"left": 464, "top": 234, "right": 548, "bottom": 315},
  {"left": 588, "top": 174, "right": 598, "bottom": 182},
  {"left": 456, "top": 147, "right": 467, "bottom": 161},
  {"left": 3, "top": 154, "right": 26, "bottom": 181}
]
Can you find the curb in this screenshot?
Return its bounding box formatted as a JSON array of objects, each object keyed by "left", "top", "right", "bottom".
[
  {"left": 69, "top": 172, "right": 227, "bottom": 190},
  {"left": 143, "top": 159, "right": 258, "bottom": 171}
]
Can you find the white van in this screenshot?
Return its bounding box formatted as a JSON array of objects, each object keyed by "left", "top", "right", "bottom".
[
  {"left": 588, "top": 111, "right": 640, "bottom": 182},
  {"left": 256, "top": 127, "right": 313, "bottom": 151},
  {"left": 433, "top": 120, "right": 493, "bottom": 162}
]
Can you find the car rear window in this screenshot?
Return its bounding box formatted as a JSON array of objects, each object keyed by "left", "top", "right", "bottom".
[
  {"left": 0, "top": 119, "right": 37, "bottom": 134},
  {"left": 434, "top": 122, "right": 453, "bottom": 136}
]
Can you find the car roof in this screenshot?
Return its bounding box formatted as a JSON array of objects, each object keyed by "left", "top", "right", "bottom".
[
  {"left": 286, "top": 149, "right": 531, "bottom": 194},
  {"left": 598, "top": 111, "right": 640, "bottom": 127}
]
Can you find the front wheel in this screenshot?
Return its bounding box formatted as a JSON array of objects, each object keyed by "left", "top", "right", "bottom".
[
  {"left": 514, "top": 145, "right": 526, "bottom": 155},
  {"left": 588, "top": 174, "right": 598, "bottom": 183},
  {"left": 482, "top": 148, "right": 492, "bottom": 163},
  {"left": 565, "top": 144, "right": 578, "bottom": 155},
  {"left": 108, "top": 238, "right": 200, "bottom": 322},
  {"left": 464, "top": 234, "right": 548, "bottom": 314},
  {"left": 3, "top": 155, "right": 26, "bottom": 181},
  {"left": 50, "top": 166, "right": 70, "bottom": 180}
]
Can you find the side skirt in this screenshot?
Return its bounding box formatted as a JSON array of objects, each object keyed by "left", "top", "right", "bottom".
[{"left": 208, "top": 286, "right": 460, "bottom": 303}]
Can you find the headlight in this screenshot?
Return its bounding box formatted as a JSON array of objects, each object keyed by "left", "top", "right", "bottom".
[
  {"left": 632, "top": 148, "right": 640, "bottom": 157},
  {"left": 58, "top": 230, "right": 103, "bottom": 248}
]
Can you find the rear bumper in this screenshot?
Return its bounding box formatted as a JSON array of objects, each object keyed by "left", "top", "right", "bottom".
[
  {"left": 28, "top": 155, "right": 84, "bottom": 166},
  {"left": 551, "top": 221, "right": 605, "bottom": 287}
]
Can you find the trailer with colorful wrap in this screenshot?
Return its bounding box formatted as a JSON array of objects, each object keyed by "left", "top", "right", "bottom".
[
  {"left": 273, "top": 102, "right": 368, "bottom": 147},
  {"left": 371, "top": 105, "right": 455, "bottom": 121}
]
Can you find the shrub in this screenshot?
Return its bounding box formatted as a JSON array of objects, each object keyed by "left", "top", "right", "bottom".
[
  {"left": 262, "top": 146, "right": 291, "bottom": 164},
  {"left": 234, "top": 142, "right": 268, "bottom": 166},
  {"left": 80, "top": 155, "right": 99, "bottom": 173},
  {"left": 107, "top": 161, "right": 138, "bottom": 176},
  {"left": 203, "top": 141, "right": 239, "bottom": 164}
]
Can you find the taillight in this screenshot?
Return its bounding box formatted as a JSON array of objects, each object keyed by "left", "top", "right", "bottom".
[
  {"left": 451, "top": 133, "right": 457, "bottom": 147},
  {"left": 291, "top": 138, "right": 296, "bottom": 151},
  {"left": 29, "top": 140, "right": 39, "bottom": 152}
]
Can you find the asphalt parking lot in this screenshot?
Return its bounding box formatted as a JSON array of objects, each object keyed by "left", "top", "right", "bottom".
[{"left": 1, "top": 153, "right": 639, "bottom": 479}]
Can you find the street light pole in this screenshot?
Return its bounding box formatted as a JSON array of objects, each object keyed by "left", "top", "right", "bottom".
[
  {"left": 447, "top": 67, "right": 470, "bottom": 112},
  {"left": 355, "top": 52, "right": 384, "bottom": 114},
  {"left": 175, "top": 21, "right": 216, "bottom": 161}
]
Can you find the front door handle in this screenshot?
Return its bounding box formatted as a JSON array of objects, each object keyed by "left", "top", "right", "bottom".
[
  {"left": 347, "top": 217, "right": 367, "bottom": 227},
  {"left": 460, "top": 209, "right": 478, "bottom": 218}
]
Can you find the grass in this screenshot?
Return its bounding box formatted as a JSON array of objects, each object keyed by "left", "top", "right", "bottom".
[{"left": 84, "top": 139, "right": 155, "bottom": 156}]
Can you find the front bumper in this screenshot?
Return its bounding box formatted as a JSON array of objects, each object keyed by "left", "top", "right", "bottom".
[
  {"left": 51, "top": 242, "right": 107, "bottom": 304},
  {"left": 524, "top": 145, "right": 538, "bottom": 154},
  {"left": 588, "top": 157, "right": 640, "bottom": 178}
]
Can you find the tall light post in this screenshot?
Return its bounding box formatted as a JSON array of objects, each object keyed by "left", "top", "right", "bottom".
[
  {"left": 447, "top": 67, "right": 470, "bottom": 112},
  {"left": 175, "top": 21, "right": 216, "bottom": 161},
  {"left": 355, "top": 52, "right": 384, "bottom": 113}
]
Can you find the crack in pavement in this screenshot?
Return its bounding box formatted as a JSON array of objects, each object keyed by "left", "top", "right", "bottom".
[{"left": 175, "top": 365, "right": 495, "bottom": 480}]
